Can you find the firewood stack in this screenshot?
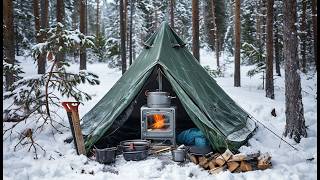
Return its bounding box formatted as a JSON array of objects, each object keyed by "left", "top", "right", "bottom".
[{"left": 187, "top": 149, "right": 272, "bottom": 174}]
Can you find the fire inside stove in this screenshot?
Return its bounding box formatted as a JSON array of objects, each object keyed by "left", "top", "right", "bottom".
[{"left": 147, "top": 113, "right": 170, "bottom": 130}]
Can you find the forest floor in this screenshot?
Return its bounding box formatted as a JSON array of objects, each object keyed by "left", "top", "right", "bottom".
[{"left": 3, "top": 50, "right": 317, "bottom": 180}]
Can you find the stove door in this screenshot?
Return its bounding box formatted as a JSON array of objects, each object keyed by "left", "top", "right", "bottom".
[{"left": 142, "top": 110, "right": 174, "bottom": 137}]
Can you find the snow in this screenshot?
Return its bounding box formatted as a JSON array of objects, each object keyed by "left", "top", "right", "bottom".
[{"left": 3, "top": 51, "right": 317, "bottom": 180}]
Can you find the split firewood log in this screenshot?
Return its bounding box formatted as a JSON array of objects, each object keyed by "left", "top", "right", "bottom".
[
  {"left": 215, "top": 155, "right": 226, "bottom": 166},
  {"left": 221, "top": 149, "right": 233, "bottom": 161},
  {"left": 209, "top": 165, "right": 226, "bottom": 174},
  {"left": 227, "top": 161, "right": 240, "bottom": 172},
  {"left": 228, "top": 151, "right": 260, "bottom": 162},
  {"left": 199, "top": 156, "right": 209, "bottom": 167},
  {"left": 240, "top": 161, "right": 253, "bottom": 172},
  {"left": 208, "top": 160, "right": 218, "bottom": 170},
  {"left": 257, "top": 153, "right": 272, "bottom": 170},
  {"left": 187, "top": 153, "right": 198, "bottom": 164}
]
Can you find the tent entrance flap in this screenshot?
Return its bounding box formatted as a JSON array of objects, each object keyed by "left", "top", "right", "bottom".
[{"left": 94, "top": 67, "right": 197, "bottom": 147}]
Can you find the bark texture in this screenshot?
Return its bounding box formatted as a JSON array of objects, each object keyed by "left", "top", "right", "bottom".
[
  {"left": 211, "top": 0, "right": 219, "bottom": 68},
  {"left": 234, "top": 0, "right": 241, "bottom": 87},
  {"left": 300, "top": 0, "right": 307, "bottom": 73},
  {"left": 265, "top": 0, "right": 274, "bottom": 99},
  {"left": 33, "top": 0, "right": 45, "bottom": 74},
  {"left": 274, "top": 12, "right": 281, "bottom": 76},
  {"left": 129, "top": 0, "right": 135, "bottom": 65},
  {"left": 311, "top": 0, "right": 317, "bottom": 71},
  {"left": 170, "top": 0, "right": 174, "bottom": 29},
  {"left": 80, "top": 0, "right": 87, "bottom": 70},
  {"left": 38, "top": 0, "right": 49, "bottom": 74},
  {"left": 283, "top": 0, "right": 307, "bottom": 143},
  {"left": 120, "top": 0, "right": 127, "bottom": 74},
  {"left": 3, "top": 0, "right": 15, "bottom": 90},
  {"left": 192, "top": 0, "right": 200, "bottom": 61},
  {"left": 56, "top": 0, "right": 65, "bottom": 67},
  {"left": 96, "top": 0, "right": 100, "bottom": 37}
]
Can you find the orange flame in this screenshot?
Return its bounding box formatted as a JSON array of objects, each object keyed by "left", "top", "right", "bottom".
[{"left": 152, "top": 114, "right": 165, "bottom": 129}]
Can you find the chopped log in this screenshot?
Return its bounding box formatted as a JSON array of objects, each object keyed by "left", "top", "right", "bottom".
[
  {"left": 203, "top": 162, "right": 210, "bottom": 169},
  {"left": 240, "top": 161, "right": 253, "bottom": 172},
  {"left": 187, "top": 153, "right": 198, "bottom": 164},
  {"left": 208, "top": 160, "right": 218, "bottom": 170},
  {"left": 209, "top": 165, "right": 226, "bottom": 174},
  {"left": 222, "top": 149, "right": 233, "bottom": 161},
  {"left": 215, "top": 155, "right": 226, "bottom": 166},
  {"left": 228, "top": 151, "right": 260, "bottom": 162},
  {"left": 199, "top": 156, "right": 208, "bottom": 167},
  {"left": 228, "top": 154, "right": 246, "bottom": 162},
  {"left": 227, "top": 161, "right": 240, "bottom": 172},
  {"left": 257, "top": 152, "right": 272, "bottom": 170}
]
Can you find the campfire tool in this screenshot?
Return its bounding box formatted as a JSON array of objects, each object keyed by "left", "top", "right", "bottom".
[{"left": 62, "top": 102, "right": 86, "bottom": 155}]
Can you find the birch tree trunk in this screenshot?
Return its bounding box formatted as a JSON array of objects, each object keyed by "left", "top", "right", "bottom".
[{"left": 283, "top": 0, "right": 307, "bottom": 143}]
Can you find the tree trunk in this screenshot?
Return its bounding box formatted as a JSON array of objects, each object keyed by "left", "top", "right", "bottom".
[
  {"left": 72, "top": 0, "right": 79, "bottom": 62},
  {"left": 80, "top": 0, "right": 87, "bottom": 70},
  {"left": 170, "top": 0, "right": 174, "bottom": 29},
  {"left": 38, "top": 0, "right": 49, "bottom": 74},
  {"left": 211, "top": 0, "right": 219, "bottom": 68},
  {"left": 283, "top": 0, "right": 307, "bottom": 143},
  {"left": 3, "top": 0, "right": 15, "bottom": 90},
  {"left": 300, "top": 0, "right": 307, "bottom": 73},
  {"left": 33, "top": 0, "right": 45, "bottom": 74},
  {"left": 265, "top": 0, "right": 274, "bottom": 99},
  {"left": 96, "top": 0, "right": 100, "bottom": 37},
  {"left": 120, "top": 0, "right": 127, "bottom": 74},
  {"left": 192, "top": 0, "right": 200, "bottom": 61},
  {"left": 129, "top": 0, "right": 135, "bottom": 65},
  {"left": 234, "top": 0, "right": 241, "bottom": 87},
  {"left": 311, "top": 0, "right": 317, "bottom": 71},
  {"left": 274, "top": 11, "right": 281, "bottom": 76},
  {"left": 56, "top": 0, "right": 65, "bottom": 67}
]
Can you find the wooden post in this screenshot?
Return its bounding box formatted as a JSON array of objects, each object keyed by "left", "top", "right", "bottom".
[{"left": 62, "top": 102, "right": 86, "bottom": 155}]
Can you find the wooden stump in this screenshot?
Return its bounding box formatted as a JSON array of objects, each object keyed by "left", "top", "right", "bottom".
[{"left": 240, "top": 161, "right": 253, "bottom": 172}]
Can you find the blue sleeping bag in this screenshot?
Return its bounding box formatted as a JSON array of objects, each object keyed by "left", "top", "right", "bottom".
[{"left": 177, "top": 128, "right": 209, "bottom": 147}]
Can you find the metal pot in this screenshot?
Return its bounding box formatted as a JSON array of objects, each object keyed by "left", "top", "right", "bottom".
[
  {"left": 123, "top": 150, "right": 149, "bottom": 161},
  {"left": 171, "top": 149, "right": 186, "bottom": 162},
  {"left": 119, "top": 139, "right": 151, "bottom": 152},
  {"left": 145, "top": 91, "right": 176, "bottom": 108},
  {"left": 94, "top": 146, "right": 117, "bottom": 164}
]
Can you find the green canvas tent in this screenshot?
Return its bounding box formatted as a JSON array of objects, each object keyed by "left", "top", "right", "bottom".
[{"left": 81, "top": 22, "right": 256, "bottom": 153}]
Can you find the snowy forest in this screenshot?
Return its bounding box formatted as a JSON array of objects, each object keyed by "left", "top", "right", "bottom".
[{"left": 3, "top": 0, "right": 317, "bottom": 179}]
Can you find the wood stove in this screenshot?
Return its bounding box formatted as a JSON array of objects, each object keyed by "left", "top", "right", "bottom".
[
  {"left": 140, "top": 68, "right": 176, "bottom": 145},
  {"left": 140, "top": 106, "right": 176, "bottom": 145}
]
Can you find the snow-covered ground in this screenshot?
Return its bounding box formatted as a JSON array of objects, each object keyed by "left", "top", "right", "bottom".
[{"left": 3, "top": 50, "right": 317, "bottom": 180}]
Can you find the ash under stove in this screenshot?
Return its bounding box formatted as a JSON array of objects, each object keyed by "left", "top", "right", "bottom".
[{"left": 140, "top": 106, "right": 176, "bottom": 146}]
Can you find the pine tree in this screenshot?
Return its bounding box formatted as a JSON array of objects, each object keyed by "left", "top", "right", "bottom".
[
  {"left": 169, "top": 0, "right": 175, "bottom": 29},
  {"left": 283, "top": 0, "right": 307, "bottom": 143},
  {"left": 3, "top": 0, "right": 15, "bottom": 90},
  {"left": 234, "top": 0, "right": 241, "bottom": 87},
  {"left": 192, "top": 0, "right": 200, "bottom": 61},
  {"left": 311, "top": 0, "right": 317, "bottom": 71},
  {"left": 120, "top": 0, "right": 127, "bottom": 74},
  {"left": 80, "top": 0, "right": 87, "bottom": 70},
  {"left": 300, "top": 0, "right": 307, "bottom": 73},
  {"left": 265, "top": 0, "right": 274, "bottom": 99}
]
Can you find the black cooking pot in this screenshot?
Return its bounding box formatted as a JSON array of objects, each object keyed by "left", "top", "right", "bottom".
[
  {"left": 94, "top": 146, "right": 117, "bottom": 164},
  {"left": 123, "top": 150, "right": 149, "bottom": 161},
  {"left": 119, "top": 139, "right": 151, "bottom": 152}
]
